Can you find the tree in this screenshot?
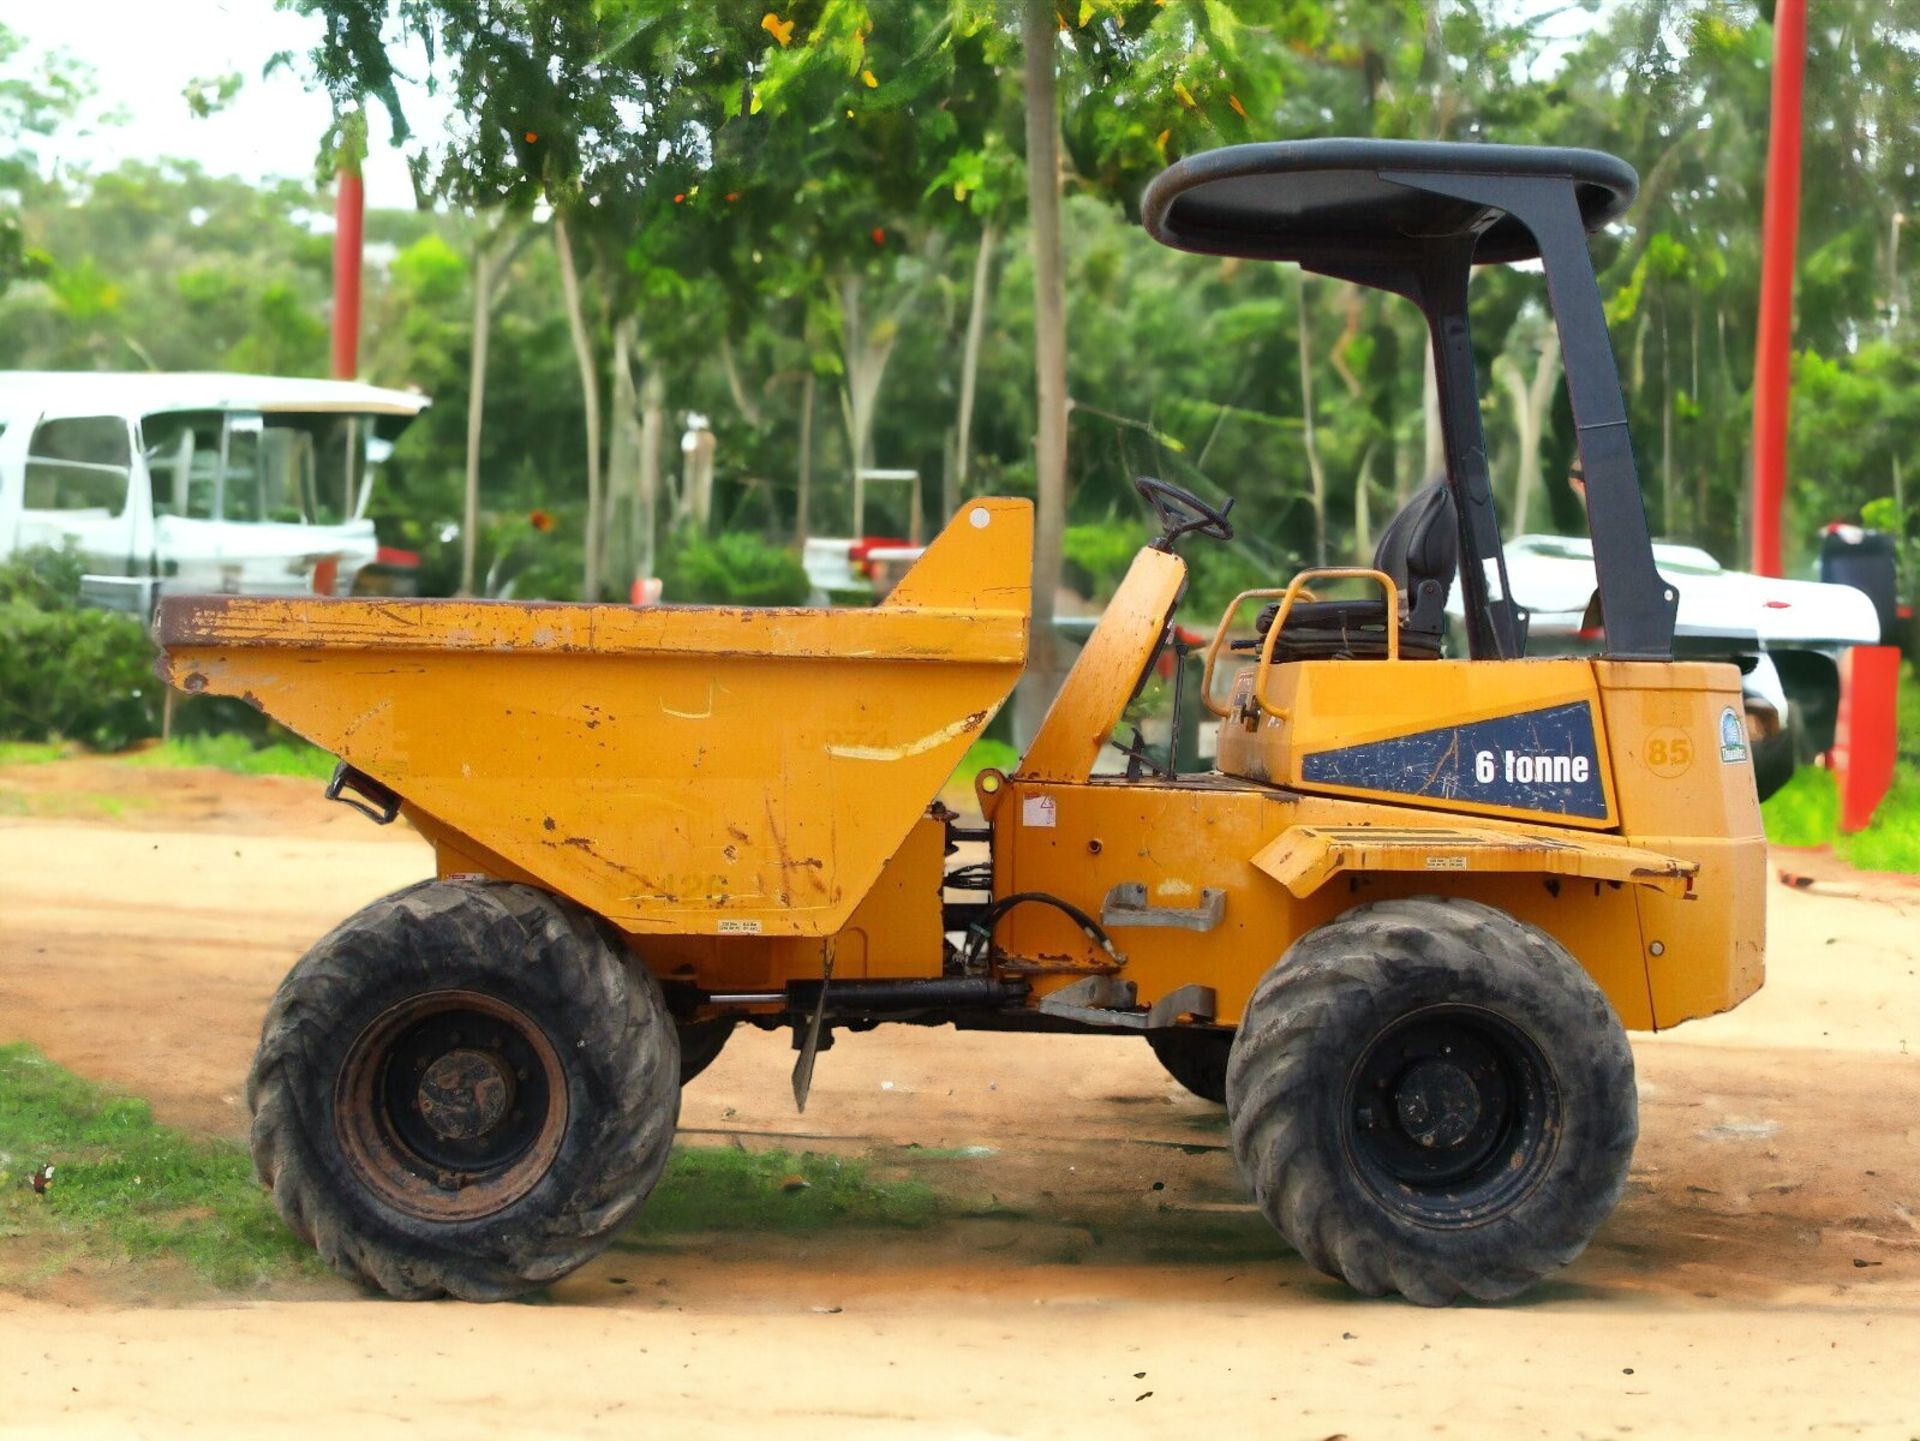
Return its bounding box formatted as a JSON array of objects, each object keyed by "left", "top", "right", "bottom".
[
  {"left": 1017, "top": 0, "right": 1070, "bottom": 738},
  {"left": 0, "top": 23, "right": 92, "bottom": 295}
]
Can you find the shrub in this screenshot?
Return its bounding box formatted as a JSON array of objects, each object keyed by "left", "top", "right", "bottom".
[
  {"left": 0, "top": 548, "right": 161, "bottom": 752},
  {"left": 1063, "top": 519, "right": 1147, "bottom": 602},
  {"left": 663, "top": 531, "right": 810, "bottom": 606}
]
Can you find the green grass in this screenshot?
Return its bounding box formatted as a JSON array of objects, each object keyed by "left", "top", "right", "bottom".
[
  {"left": 121, "top": 732, "right": 338, "bottom": 779},
  {"left": 1760, "top": 660, "right": 1920, "bottom": 872},
  {"left": 0, "top": 740, "right": 70, "bottom": 766},
  {"left": 624, "top": 1145, "right": 940, "bottom": 1238},
  {"left": 0, "top": 1042, "right": 938, "bottom": 1293},
  {"left": 1760, "top": 766, "right": 1839, "bottom": 847},
  {"left": 0, "top": 1042, "right": 313, "bottom": 1289},
  {"left": 1763, "top": 761, "right": 1920, "bottom": 872}
]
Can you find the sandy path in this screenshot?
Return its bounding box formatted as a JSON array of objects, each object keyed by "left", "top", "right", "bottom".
[
  {"left": 2, "top": 762, "right": 1917, "bottom": 1436},
  {"left": 4, "top": 1289, "right": 1916, "bottom": 1441}
]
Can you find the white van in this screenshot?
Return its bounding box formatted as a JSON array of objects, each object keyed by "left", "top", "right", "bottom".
[{"left": 0, "top": 372, "right": 430, "bottom": 613}]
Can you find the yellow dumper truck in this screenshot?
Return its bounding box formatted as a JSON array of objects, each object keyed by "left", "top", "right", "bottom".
[{"left": 156, "top": 140, "right": 1765, "bottom": 1306}]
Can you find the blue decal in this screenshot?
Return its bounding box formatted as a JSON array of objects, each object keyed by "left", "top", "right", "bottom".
[{"left": 1300, "top": 701, "right": 1608, "bottom": 818}]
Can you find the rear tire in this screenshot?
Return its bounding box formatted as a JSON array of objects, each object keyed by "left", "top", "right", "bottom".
[
  {"left": 675, "top": 1018, "right": 737, "bottom": 1085},
  {"left": 1226, "top": 896, "right": 1636, "bottom": 1306},
  {"left": 248, "top": 877, "right": 680, "bottom": 1301},
  {"left": 1146, "top": 1028, "right": 1231, "bottom": 1104}
]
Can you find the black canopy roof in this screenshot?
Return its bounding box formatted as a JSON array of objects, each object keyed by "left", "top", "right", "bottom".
[{"left": 1140, "top": 139, "right": 1637, "bottom": 267}]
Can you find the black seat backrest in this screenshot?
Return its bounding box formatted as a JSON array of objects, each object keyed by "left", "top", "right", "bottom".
[{"left": 1373, "top": 480, "right": 1458, "bottom": 600}]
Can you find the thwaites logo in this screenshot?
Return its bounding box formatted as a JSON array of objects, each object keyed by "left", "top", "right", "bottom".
[{"left": 1300, "top": 701, "right": 1608, "bottom": 819}]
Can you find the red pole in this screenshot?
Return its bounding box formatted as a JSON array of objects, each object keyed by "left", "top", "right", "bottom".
[
  {"left": 1749, "top": 0, "right": 1806, "bottom": 578},
  {"left": 330, "top": 165, "right": 365, "bottom": 380}
]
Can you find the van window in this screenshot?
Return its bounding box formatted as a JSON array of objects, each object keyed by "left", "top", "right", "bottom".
[
  {"left": 142, "top": 410, "right": 353, "bottom": 525},
  {"left": 24, "top": 416, "right": 133, "bottom": 514},
  {"left": 142, "top": 411, "right": 224, "bottom": 519}
]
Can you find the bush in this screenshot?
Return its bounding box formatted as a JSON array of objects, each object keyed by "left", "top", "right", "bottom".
[
  {"left": 663, "top": 531, "right": 810, "bottom": 606},
  {"left": 1062, "top": 519, "right": 1147, "bottom": 602},
  {"left": 0, "top": 548, "right": 161, "bottom": 752}
]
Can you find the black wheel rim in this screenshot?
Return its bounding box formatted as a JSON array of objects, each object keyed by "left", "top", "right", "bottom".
[
  {"left": 336, "top": 989, "right": 568, "bottom": 1222},
  {"left": 1342, "top": 1004, "right": 1559, "bottom": 1227}
]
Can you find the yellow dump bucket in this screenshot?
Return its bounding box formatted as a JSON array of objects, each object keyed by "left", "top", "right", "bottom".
[{"left": 155, "top": 499, "right": 1032, "bottom": 937}]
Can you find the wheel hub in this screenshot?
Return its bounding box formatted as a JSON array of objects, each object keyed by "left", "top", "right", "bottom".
[
  {"left": 1393, "top": 1057, "right": 1482, "bottom": 1149},
  {"left": 1345, "top": 1004, "right": 1559, "bottom": 1226},
  {"left": 417, "top": 1049, "right": 513, "bottom": 1141},
  {"left": 336, "top": 990, "right": 568, "bottom": 1223}
]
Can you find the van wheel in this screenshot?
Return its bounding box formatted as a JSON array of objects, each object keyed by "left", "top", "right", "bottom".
[
  {"left": 1226, "top": 897, "right": 1636, "bottom": 1306},
  {"left": 248, "top": 878, "right": 679, "bottom": 1300},
  {"left": 1146, "top": 1028, "right": 1231, "bottom": 1103}
]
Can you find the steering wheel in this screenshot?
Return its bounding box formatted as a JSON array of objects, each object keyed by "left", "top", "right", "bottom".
[{"left": 1134, "top": 475, "right": 1236, "bottom": 551}]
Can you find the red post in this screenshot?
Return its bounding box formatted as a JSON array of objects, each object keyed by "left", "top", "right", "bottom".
[
  {"left": 1749, "top": 0, "right": 1807, "bottom": 578},
  {"left": 330, "top": 166, "right": 365, "bottom": 380},
  {"left": 1830, "top": 645, "right": 1900, "bottom": 834}
]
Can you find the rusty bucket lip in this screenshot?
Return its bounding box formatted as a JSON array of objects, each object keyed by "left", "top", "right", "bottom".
[{"left": 334, "top": 988, "right": 568, "bottom": 1225}]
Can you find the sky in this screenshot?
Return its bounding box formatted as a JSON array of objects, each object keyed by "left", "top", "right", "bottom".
[{"left": 4, "top": 0, "right": 444, "bottom": 210}]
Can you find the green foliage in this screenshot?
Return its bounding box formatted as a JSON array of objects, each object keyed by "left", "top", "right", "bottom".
[
  {"left": 0, "top": 740, "right": 69, "bottom": 765},
  {"left": 5, "top": 0, "right": 1919, "bottom": 626},
  {"left": 1860, "top": 495, "right": 1919, "bottom": 598},
  {"left": 0, "top": 549, "right": 160, "bottom": 752},
  {"left": 0, "top": 1042, "right": 314, "bottom": 1289},
  {"left": 662, "top": 531, "right": 810, "bottom": 606},
  {"left": 123, "top": 734, "right": 338, "bottom": 780},
  {"left": 1062, "top": 518, "right": 1147, "bottom": 601}
]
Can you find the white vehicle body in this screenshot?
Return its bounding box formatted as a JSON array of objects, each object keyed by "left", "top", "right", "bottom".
[
  {"left": 801, "top": 536, "right": 924, "bottom": 605},
  {"left": 1451, "top": 533, "right": 1883, "bottom": 794},
  {"left": 1468, "top": 533, "right": 1882, "bottom": 651},
  {"left": 0, "top": 372, "right": 429, "bottom": 614}
]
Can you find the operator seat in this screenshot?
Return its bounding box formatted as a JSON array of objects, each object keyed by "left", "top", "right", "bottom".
[{"left": 1248, "top": 481, "right": 1458, "bottom": 661}]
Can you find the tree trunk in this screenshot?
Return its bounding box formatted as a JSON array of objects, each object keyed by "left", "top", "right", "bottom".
[
  {"left": 459, "top": 243, "right": 496, "bottom": 598},
  {"left": 1497, "top": 327, "right": 1560, "bottom": 537},
  {"left": 838, "top": 272, "right": 899, "bottom": 531},
  {"left": 952, "top": 218, "right": 999, "bottom": 519},
  {"left": 720, "top": 335, "right": 764, "bottom": 427},
  {"left": 638, "top": 361, "right": 663, "bottom": 580},
  {"left": 1353, "top": 443, "right": 1377, "bottom": 564},
  {"left": 1016, "top": 0, "right": 1069, "bottom": 746},
  {"left": 1295, "top": 268, "right": 1328, "bottom": 567},
  {"left": 1660, "top": 302, "right": 1674, "bottom": 538},
  {"left": 1421, "top": 343, "right": 1444, "bottom": 486},
  {"left": 605, "top": 313, "right": 643, "bottom": 597},
  {"left": 796, "top": 368, "right": 815, "bottom": 544},
  {"left": 554, "top": 215, "right": 603, "bottom": 601}
]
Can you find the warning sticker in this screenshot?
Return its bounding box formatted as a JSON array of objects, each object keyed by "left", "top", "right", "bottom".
[
  {"left": 1021, "top": 795, "right": 1057, "bottom": 829},
  {"left": 716, "top": 918, "right": 763, "bottom": 935}
]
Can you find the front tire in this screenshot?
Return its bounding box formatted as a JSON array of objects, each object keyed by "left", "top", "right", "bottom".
[
  {"left": 1226, "top": 896, "right": 1636, "bottom": 1305},
  {"left": 248, "top": 878, "right": 680, "bottom": 1300}
]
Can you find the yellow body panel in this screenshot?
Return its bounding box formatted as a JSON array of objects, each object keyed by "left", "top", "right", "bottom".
[
  {"left": 1593, "top": 660, "right": 1767, "bottom": 1023},
  {"left": 156, "top": 499, "right": 1032, "bottom": 938},
  {"left": 1253, "top": 823, "right": 1696, "bottom": 898},
  {"left": 1218, "top": 658, "right": 1619, "bottom": 828},
  {"left": 987, "top": 776, "right": 1659, "bottom": 1030}
]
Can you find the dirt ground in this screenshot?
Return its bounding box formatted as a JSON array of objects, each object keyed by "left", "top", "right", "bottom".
[{"left": 2, "top": 758, "right": 1917, "bottom": 1438}]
